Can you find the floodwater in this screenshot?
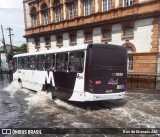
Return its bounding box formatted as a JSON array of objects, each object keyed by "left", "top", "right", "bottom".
[{"left": 0, "top": 74, "right": 160, "bottom": 137}]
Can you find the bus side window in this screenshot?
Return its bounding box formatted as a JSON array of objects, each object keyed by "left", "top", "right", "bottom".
[
  {"left": 13, "top": 58, "right": 17, "bottom": 73},
  {"left": 69, "top": 51, "right": 84, "bottom": 73},
  {"left": 56, "top": 53, "right": 68, "bottom": 71},
  {"left": 24, "top": 56, "right": 30, "bottom": 70},
  {"left": 18, "top": 57, "right": 24, "bottom": 69},
  {"left": 46, "top": 54, "right": 55, "bottom": 70},
  {"left": 37, "top": 55, "right": 45, "bottom": 70},
  {"left": 30, "top": 56, "right": 37, "bottom": 70}
]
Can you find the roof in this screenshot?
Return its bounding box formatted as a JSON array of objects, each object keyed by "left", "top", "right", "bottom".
[{"left": 0, "top": 45, "right": 18, "bottom": 52}]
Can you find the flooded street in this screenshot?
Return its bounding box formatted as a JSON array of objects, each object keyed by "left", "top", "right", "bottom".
[{"left": 0, "top": 74, "right": 160, "bottom": 137}]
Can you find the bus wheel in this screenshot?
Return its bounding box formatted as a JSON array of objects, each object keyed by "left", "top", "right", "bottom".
[
  {"left": 46, "top": 85, "right": 56, "bottom": 100},
  {"left": 18, "top": 79, "right": 23, "bottom": 89}
]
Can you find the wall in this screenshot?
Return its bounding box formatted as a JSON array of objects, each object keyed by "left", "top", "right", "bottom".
[
  {"left": 24, "top": 2, "right": 31, "bottom": 28},
  {"left": 27, "top": 38, "right": 36, "bottom": 53},
  {"left": 27, "top": 18, "right": 154, "bottom": 53},
  {"left": 110, "top": 18, "right": 153, "bottom": 53}
]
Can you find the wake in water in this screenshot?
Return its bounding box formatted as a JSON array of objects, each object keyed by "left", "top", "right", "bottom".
[
  {"left": 3, "top": 81, "right": 33, "bottom": 98},
  {"left": 24, "top": 91, "right": 54, "bottom": 112},
  {"left": 3, "top": 81, "right": 79, "bottom": 112}
]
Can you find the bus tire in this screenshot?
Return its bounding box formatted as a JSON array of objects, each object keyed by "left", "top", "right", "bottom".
[
  {"left": 18, "top": 79, "right": 23, "bottom": 89},
  {"left": 46, "top": 85, "right": 56, "bottom": 100}
]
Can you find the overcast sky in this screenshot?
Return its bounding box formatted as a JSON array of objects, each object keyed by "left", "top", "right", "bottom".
[{"left": 0, "top": 0, "right": 25, "bottom": 47}]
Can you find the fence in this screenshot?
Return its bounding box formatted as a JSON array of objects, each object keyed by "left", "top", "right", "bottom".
[{"left": 127, "top": 62, "right": 160, "bottom": 89}]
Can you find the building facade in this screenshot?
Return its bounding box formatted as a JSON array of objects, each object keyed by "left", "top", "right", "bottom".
[{"left": 23, "top": 0, "right": 160, "bottom": 76}]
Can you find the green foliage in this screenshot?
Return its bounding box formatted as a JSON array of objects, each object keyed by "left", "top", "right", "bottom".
[
  {"left": 12, "top": 43, "right": 27, "bottom": 53},
  {"left": 19, "top": 43, "right": 27, "bottom": 53}
]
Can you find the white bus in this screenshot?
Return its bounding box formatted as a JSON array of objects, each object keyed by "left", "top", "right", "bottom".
[{"left": 12, "top": 44, "right": 127, "bottom": 102}]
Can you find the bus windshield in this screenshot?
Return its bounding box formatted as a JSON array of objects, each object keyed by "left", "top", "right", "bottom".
[{"left": 93, "top": 47, "right": 127, "bottom": 67}]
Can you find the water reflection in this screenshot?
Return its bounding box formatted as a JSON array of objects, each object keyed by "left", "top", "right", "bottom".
[{"left": 0, "top": 73, "right": 13, "bottom": 88}]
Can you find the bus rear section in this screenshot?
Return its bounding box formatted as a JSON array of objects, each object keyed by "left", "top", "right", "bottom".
[{"left": 84, "top": 44, "right": 127, "bottom": 101}]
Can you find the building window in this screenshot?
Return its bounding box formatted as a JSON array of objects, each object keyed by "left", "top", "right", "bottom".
[
  {"left": 123, "top": 0, "right": 134, "bottom": 7},
  {"left": 103, "top": 0, "right": 112, "bottom": 11},
  {"left": 55, "top": 8, "right": 61, "bottom": 22},
  {"left": 122, "top": 27, "right": 134, "bottom": 38},
  {"left": 45, "top": 36, "right": 51, "bottom": 47},
  {"left": 70, "top": 33, "right": 77, "bottom": 45},
  {"left": 34, "top": 38, "right": 40, "bottom": 48},
  {"left": 102, "top": 30, "right": 112, "bottom": 40},
  {"left": 57, "top": 36, "right": 63, "bottom": 46},
  {"left": 84, "top": 31, "right": 92, "bottom": 43},
  {"left": 41, "top": 3, "right": 49, "bottom": 25},
  {"left": 43, "top": 12, "right": 49, "bottom": 25},
  {"left": 30, "top": 7, "right": 38, "bottom": 27},
  {"left": 33, "top": 16, "right": 38, "bottom": 27},
  {"left": 128, "top": 55, "right": 133, "bottom": 70},
  {"left": 84, "top": 0, "right": 92, "bottom": 16},
  {"left": 54, "top": 0, "right": 61, "bottom": 22},
  {"left": 69, "top": 3, "right": 76, "bottom": 19},
  {"left": 127, "top": 47, "right": 134, "bottom": 71}
]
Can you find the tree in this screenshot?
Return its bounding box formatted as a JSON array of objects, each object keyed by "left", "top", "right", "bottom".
[
  {"left": 11, "top": 43, "right": 27, "bottom": 54},
  {"left": 19, "top": 43, "right": 27, "bottom": 53}
]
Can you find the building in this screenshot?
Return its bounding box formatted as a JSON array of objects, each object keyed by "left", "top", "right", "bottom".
[{"left": 23, "top": 0, "right": 160, "bottom": 88}]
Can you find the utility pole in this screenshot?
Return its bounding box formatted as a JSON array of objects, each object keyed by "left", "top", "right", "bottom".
[
  {"left": 1, "top": 25, "right": 6, "bottom": 53},
  {"left": 6, "top": 27, "right": 14, "bottom": 57}
]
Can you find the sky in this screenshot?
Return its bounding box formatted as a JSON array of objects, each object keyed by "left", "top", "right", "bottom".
[{"left": 0, "top": 0, "right": 25, "bottom": 47}]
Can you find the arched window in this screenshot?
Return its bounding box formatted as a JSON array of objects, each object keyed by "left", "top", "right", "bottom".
[
  {"left": 30, "top": 7, "right": 38, "bottom": 27},
  {"left": 84, "top": 0, "right": 92, "bottom": 16},
  {"left": 54, "top": 0, "right": 61, "bottom": 22},
  {"left": 103, "top": 0, "right": 112, "bottom": 11},
  {"left": 122, "top": 41, "right": 136, "bottom": 71},
  {"left": 41, "top": 3, "right": 49, "bottom": 25}
]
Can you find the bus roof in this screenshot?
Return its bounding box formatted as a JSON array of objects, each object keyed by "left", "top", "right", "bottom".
[
  {"left": 13, "top": 44, "right": 88, "bottom": 58},
  {"left": 13, "top": 44, "right": 124, "bottom": 58}
]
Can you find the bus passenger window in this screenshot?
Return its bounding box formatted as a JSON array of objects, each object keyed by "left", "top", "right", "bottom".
[
  {"left": 24, "top": 57, "right": 30, "bottom": 69},
  {"left": 18, "top": 57, "right": 24, "bottom": 69},
  {"left": 56, "top": 53, "right": 68, "bottom": 71},
  {"left": 30, "top": 56, "right": 36, "bottom": 70},
  {"left": 13, "top": 58, "right": 17, "bottom": 73},
  {"left": 46, "top": 54, "right": 55, "bottom": 70},
  {"left": 37, "top": 55, "right": 45, "bottom": 70},
  {"left": 69, "top": 51, "right": 84, "bottom": 73}
]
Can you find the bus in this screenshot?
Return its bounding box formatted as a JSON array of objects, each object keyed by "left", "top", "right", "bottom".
[{"left": 12, "top": 44, "right": 127, "bottom": 102}]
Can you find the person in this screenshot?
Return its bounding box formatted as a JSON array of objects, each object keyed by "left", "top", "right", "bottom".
[
  {"left": 50, "top": 59, "right": 55, "bottom": 70},
  {"left": 41, "top": 58, "right": 45, "bottom": 70},
  {"left": 56, "top": 62, "right": 60, "bottom": 70},
  {"left": 69, "top": 63, "right": 75, "bottom": 72},
  {"left": 9, "top": 60, "right": 13, "bottom": 69}
]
